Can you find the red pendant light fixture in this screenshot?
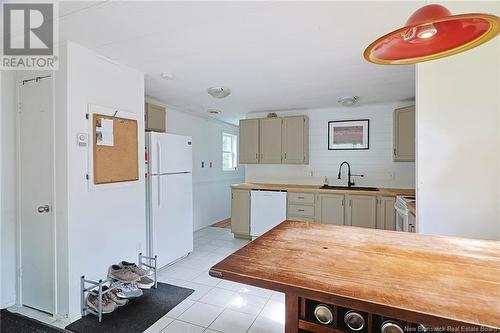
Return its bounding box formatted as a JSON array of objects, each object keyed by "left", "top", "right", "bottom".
[{"left": 364, "top": 4, "right": 500, "bottom": 65}]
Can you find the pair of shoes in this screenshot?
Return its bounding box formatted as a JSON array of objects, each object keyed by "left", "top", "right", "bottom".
[
  {"left": 108, "top": 261, "right": 148, "bottom": 283},
  {"left": 111, "top": 281, "right": 143, "bottom": 299},
  {"left": 102, "top": 286, "right": 128, "bottom": 306},
  {"left": 136, "top": 276, "right": 155, "bottom": 289},
  {"left": 120, "top": 261, "right": 155, "bottom": 288},
  {"left": 86, "top": 287, "right": 125, "bottom": 314}
]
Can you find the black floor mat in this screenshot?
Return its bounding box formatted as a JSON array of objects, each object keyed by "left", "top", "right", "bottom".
[
  {"left": 0, "top": 309, "right": 67, "bottom": 333},
  {"left": 65, "top": 282, "right": 193, "bottom": 333}
]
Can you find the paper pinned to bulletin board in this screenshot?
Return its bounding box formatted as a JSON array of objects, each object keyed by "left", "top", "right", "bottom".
[
  {"left": 95, "top": 118, "right": 114, "bottom": 146},
  {"left": 92, "top": 112, "right": 139, "bottom": 184}
]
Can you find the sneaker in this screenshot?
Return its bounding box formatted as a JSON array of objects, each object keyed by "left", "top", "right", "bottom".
[
  {"left": 108, "top": 264, "right": 140, "bottom": 282},
  {"left": 119, "top": 261, "right": 149, "bottom": 277},
  {"left": 136, "top": 276, "right": 154, "bottom": 289},
  {"left": 111, "top": 281, "right": 143, "bottom": 299},
  {"left": 102, "top": 286, "right": 128, "bottom": 306},
  {"left": 86, "top": 292, "right": 117, "bottom": 314}
]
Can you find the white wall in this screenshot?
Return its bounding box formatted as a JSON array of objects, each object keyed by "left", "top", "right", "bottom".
[
  {"left": 245, "top": 103, "right": 415, "bottom": 189},
  {"left": 416, "top": 2, "right": 500, "bottom": 241},
  {"left": 61, "top": 42, "right": 146, "bottom": 319},
  {"left": 1, "top": 71, "right": 17, "bottom": 308},
  {"left": 146, "top": 98, "right": 245, "bottom": 230}
]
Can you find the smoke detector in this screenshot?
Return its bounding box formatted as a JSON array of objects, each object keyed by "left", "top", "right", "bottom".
[
  {"left": 338, "top": 96, "right": 359, "bottom": 106},
  {"left": 207, "top": 109, "right": 222, "bottom": 116},
  {"left": 207, "top": 87, "right": 231, "bottom": 99},
  {"left": 160, "top": 72, "right": 175, "bottom": 80}
]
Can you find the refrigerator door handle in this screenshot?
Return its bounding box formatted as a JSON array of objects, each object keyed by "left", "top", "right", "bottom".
[
  {"left": 157, "top": 142, "right": 161, "bottom": 173},
  {"left": 157, "top": 177, "right": 161, "bottom": 206}
]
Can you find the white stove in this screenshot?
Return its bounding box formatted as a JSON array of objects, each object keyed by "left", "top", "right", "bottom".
[{"left": 395, "top": 196, "right": 416, "bottom": 232}]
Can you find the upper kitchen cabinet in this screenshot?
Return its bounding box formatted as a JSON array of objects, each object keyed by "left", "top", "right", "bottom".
[
  {"left": 259, "top": 117, "right": 283, "bottom": 163},
  {"left": 145, "top": 102, "right": 166, "bottom": 132},
  {"left": 345, "top": 195, "right": 377, "bottom": 229},
  {"left": 282, "top": 116, "right": 309, "bottom": 164},
  {"left": 394, "top": 105, "right": 415, "bottom": 161},
  {"left": 239, "top": 116, "right": 309, "bottom": 165},
  {"left": 239, "top": 119, "right": 260, "bottom": 164}
]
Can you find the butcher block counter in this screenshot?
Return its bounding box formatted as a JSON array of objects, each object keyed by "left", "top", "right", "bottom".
[
  {"left": 231, "top": 182, "right": 415, "bottom": 197},
  {"left": 210, "top": 221, "right": 500, "bottom": 332}
]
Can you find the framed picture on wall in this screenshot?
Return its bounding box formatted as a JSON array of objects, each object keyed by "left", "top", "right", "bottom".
[{"left": 328, "top": 119, "right": 369, "bottom": 150}]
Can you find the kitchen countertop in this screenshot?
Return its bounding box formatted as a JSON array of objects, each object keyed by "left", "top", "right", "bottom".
[
  {"left": 211, "top": 221, "right": 500, "bottom": 328},
  {"left": 230, "top": 182, "right": 415, "bottom": 197}
]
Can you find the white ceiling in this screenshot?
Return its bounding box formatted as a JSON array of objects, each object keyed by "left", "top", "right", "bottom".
[{"left": 58, "top": 1, "right": 420, "bottom": 124}]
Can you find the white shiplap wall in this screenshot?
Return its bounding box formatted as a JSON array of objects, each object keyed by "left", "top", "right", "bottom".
[{"left": 245, "top": 102, "right": 415, "bottom": 189}]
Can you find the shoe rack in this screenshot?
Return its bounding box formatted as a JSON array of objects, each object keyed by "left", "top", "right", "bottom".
[{"left": 80, "top": 253, "right": 158, "bottom": 322}]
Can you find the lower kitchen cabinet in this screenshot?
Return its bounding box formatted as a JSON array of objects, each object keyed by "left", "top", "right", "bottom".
[
  {"left": 317, "top": 194, "right": 345, "bottom": 225},
  {"left": 377, "top": 196, "right": 396, "bottom": 230},
  {"left": 345, "top": 195, "right": 377, "bottom": 229},
  {"left": 231, "top": 189, "right": 251, "bottom": 239}
]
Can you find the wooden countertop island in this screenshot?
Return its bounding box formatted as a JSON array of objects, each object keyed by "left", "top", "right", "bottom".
[{"left": 210, "top": 221, "right": 500, "bottom": 332}]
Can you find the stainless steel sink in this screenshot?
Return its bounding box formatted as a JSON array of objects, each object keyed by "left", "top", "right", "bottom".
[{"left": 319, "top": 185, "right": 379, "bottom": 191}]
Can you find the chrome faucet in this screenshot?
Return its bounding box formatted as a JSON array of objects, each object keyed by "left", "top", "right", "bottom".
[{"left": 337, "top": 161, "right": 364, "bottom": 188}]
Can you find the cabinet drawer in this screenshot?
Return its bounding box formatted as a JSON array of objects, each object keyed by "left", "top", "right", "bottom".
[
  {"left": 288, "top": 215, "right": 317, "bottom": 223},
  {"left": 288, "top": 204, "right": 315, "bottom": 217},
  {"left": 288, "top": 192, "right": 315, "bottom": 204}
]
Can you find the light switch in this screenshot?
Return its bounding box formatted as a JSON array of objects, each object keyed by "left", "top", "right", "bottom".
[{"left": 77, "top": 133, "right": 88, "bottom": 146}]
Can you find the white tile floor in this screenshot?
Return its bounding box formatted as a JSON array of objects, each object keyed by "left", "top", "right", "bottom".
[
  {"left": 149, "top": 226, "right": 285, "bottom": 333},
  {"left": 8, "top": 226, "right": 285, "bottom": 333}
]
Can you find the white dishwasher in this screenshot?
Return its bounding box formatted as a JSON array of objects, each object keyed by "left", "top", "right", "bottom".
[{"left": 250, "top": 190, "right": 287, "bottom": 238}]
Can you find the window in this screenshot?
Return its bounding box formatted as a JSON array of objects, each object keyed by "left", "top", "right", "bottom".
[{"left": 222, "top": 132, "right": 237, "bottom": 171}]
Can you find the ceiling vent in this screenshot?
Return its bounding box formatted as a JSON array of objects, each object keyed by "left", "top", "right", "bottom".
[
  {"left": 338, "top": 96, "right": 359, "bottom": 106},
  {"left": 207, "top": 109, "right": 222, "bottom": 116},
  {"left": 207, "top": 87, "right": 231, "bottom": 99}
]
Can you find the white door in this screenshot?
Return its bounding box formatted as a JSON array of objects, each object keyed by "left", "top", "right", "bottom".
[
  {"left": 151, "top": 173, "right": 193, "bottom": 268},
  {"left": 149, "top": 133, "right": 192, "bottom": 175},
  {"left": 19, "top": 77, "right": 55, "bottom": 313}
]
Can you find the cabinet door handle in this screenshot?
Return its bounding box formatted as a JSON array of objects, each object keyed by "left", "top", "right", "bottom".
[
  {"left": 298, "top": 209, "right": 305, "bottom": 212},
  {"left": 298, "top": 196, "right": 304, "bottom": 199},
  {"left": 256, "top": 153, "right": 258, "bottom": 159}
]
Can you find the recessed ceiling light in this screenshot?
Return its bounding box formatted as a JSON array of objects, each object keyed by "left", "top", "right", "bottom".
[
  {"left": 338, "top": 96, "right": 359, "bottom": 106},
  {"left": 160, "top": 72, "right": 175, "bottom": 80},
  {"left": 207, "top": 109, "right": 222, "bottom": 116},
  {"left": 207, "top": 87, "right": 231, "bottom": 99}
]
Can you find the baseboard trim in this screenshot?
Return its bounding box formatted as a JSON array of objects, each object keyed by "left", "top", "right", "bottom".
[{"left": 1, "top": 298, "right": 16, "bottom": 309}]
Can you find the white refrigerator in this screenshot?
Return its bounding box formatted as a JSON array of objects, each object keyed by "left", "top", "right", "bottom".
[{"left": 146, "top": 132, "right": 193, "bottom": 268}]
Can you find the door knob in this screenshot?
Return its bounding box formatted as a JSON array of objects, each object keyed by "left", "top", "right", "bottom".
[{"left": 37, "top": 205, "right": 50, "bottom": 213}]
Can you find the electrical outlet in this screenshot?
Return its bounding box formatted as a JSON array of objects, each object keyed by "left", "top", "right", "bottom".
[{"left": 201, "top": 161, "right": 205, "bottom": 168}]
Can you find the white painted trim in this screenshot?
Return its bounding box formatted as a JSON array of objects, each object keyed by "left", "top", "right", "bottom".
[
  {"left": 221, "top": 130, "right": 239, "bottom": 173},
  {"left": 2, "top": 299, "right": 16, "bottom": 309}
]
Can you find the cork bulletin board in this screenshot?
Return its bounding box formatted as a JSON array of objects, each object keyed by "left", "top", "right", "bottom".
[{"left": 92, "top": 113, "right": 139, "bottom": 184}]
